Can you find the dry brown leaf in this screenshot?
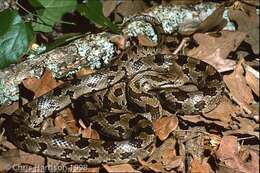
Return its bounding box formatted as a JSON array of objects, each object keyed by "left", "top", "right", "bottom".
[
  {"left": 224, "top": 59, "right": 255, "bottom": 114},
  {"left": 138, "top": 35, "right": 158, "bottom": 47},
  {"left": 229, "top": 5, "right": 259, "bottom": 54},
  {"left": 75, "top": 67, "right": 95, "bottom": 78},
  {"left": 153, "top": 116, "right": 178, "bottom": 141},
  {"left": 241, "top": 0, "right": 259, "bottom": 6},
  {"left": 110, "top": 35, "right": 128, "bottom": 50},
  {"left": 223, "top": 115, "right": 259, "bottom": 138},
  {"left": 216, "top": 135, "right": 259, "bottom": 173},
  {"left": 180, "top": 97, "right": 237, "bottom": 128},
  {"left": 204, "top": 96, "right": 239, "bottom": 126},
  {"left": 182, "top": 6, "right": 226, "bottom": 35},
  {"left": 0, "top": 150, "right": 45, "bottom": 172},
  {"left": 22, "top": 69, "right": 62, "bottom": 97},
  {"left": 190, "top": 158, "right": 211, "bottom": 173},
  {"left": 143, "top": 138, "right": 184, "bottom": 172},
  {"left": 55, "top": 108, "right": 79, "bottom": 134},
  {"left": 139, "top": 159, "right": 165, "bottom": 173},
  {"left": 0, "top": 102, "right": 18, "bottom": 114},
  {"left": 188, "top": 31, "right": 246, "bottom": 72},
  {"left": 116, "top": 0, "right": 148, "bottom": 17},
  {"left": 81, "top": 124, "right": 100, "bottom": 140},
  {"left": 103, "top": 164, "right": 140, "bottom": 173},
  {"left": 102, "top": 0, "right": 117, "bottom": 17},
  {"left": 244, "top": 64, "right": 259, "bottom": 96}
]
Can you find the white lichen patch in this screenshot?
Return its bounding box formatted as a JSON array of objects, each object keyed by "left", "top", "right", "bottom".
[
  {"left": 122, "top": 20, "right": 158, "bottom": 43},
  {"left": 147, "top": 3, "right": 236, "bottom": 33},
  {"left": 222, "top": 9, "right": 236, "bottom": 31},
  {"left": 0, "top": 66, "right": 43, "bottom": 105},
  {"left": 74, "top": 33, "right": 116, "bottom": 69}
]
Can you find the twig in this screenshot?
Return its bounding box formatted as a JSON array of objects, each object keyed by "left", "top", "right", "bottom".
[{"left": 173, "top": 37, "right": 189, "bottom": 55}]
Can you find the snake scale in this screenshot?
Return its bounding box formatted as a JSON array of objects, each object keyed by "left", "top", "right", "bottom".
[{"left": 2, "top": 15, "right": 225, "bottom": 165}]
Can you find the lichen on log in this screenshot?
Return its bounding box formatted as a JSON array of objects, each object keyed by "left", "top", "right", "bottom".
[{"left": 0, "top": 2, "right": 236, "bottom": 105}]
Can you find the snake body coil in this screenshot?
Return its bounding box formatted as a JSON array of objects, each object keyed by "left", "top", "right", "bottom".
[{"left": 2, "top": 16, "right": 225, "bottom": 165}]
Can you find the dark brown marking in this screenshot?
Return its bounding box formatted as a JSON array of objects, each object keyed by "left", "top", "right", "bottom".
[
  {"left": 121, "top": 53, "right": 128, "bottom": 61},
  {"left": 132, "top": 60, "right": 144, "bottom": 71},
  {"left": 17, "top": 133, "right": 27, "bottom": 142},
  {"left": 105, "top": 114, "right": 121, "bottom": 124},
  {"left": 171, "top": 91, "right": 189, "bottom": 101},
  {"left": 110, "top": 65, "right": 118, "bottom": 72},
  {"left": 130, "top": 138, "right": 143, "bottom": 148},
  {"left": 102, "top": 141, "right": 117, "bottom": 154},
  {"left": 71, "top": 78, "right": 82, "bottom": 85},
  {"left": 201, "top": 87, "right": 217, "bottom": 96},
  {"left": 206, "top": 72, "right": 221, "bottom": 81},
  {"left": 195, "top": 61, "right": 207, "bottom": 71},
  {"left": 65, "top": 90, "right": 74, "bottom": 98},
  {"left": 75, "top": 138, "right": 89, "bottom": 149},
  {"left": 92, "top": 122, "right": 103, "bottom": 131},
  {"left": 88, "top": 149, "right": 99, "bottom": 159},
  {"left": 22, "top": 105, "right": 32, "bottom": 113},
  {"left": 153, "top": 54, "right": 165, "bottom": 66},
  {"left": 140, "top": 125, "right": 154, "bottom": 135},
  {"left": 194, "top": 100, "right": 206, "bottom": 109},
  {"left": 176, "top": 56, "right": 188, "bottom": 66},
  {"left": 110, "top": 102, "right": 123, "bottom": 110},
  {"left": 29, "top": 130, "right": 42, "bottom": 138},
  {"left": 120, "top": 152, "right": 133, "bottom": 159},
  {"left": 53, "top": 87, "right": 63, "bottom": 96},
  {"left": 114, "top": 87, "right": 123, "bottom": 97},
  {"left": 87, "top": 82, "right": 97, "bottom": 88},
  {"left": 115, "top": 126, "right": 126, "bottom": 138},
  {"left": 129, "top": 115, "right": 146, "bottom": 128},
  {"left": 38, "top": 142, "right": 48, "bottom": 152},
  {"left": 183, "top": 68, "right": 189, "bottom": 75},
  {"left": 60, "top": 148, "right": 73, "bottom": 158}
]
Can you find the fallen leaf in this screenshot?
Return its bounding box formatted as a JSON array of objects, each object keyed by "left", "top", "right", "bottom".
[
  {"left": 116, "top": 0, "right": 148, "bottom": 17},
  {"left": 22, "top": 69, "right": 62, "bottom": 97},
  {"left": 224, "top": 59, "right": 255, "bottom": 114},
  {"left": 244, "top": 64, "right": 259, "bottom": 96},
  {"left": 110, "top": 35, "right": 128, "bottom": 50},
  {"left": 223, "top": 115, "right": 259, "bottom": 138},
  {"left": 55, "top": 108, "right": 79, "bottom": 134},
  {"left": 139, "top": 159, "right": 165, "bottom": 173},
  {"left": 103, "top": 164, "right": 140, "bottom": 173},
  {"left": 241, "top": 0, "right": 259, "bottom": 6},
  {"left": 196, "top": 6, "right": 226, "bottom": 33},
  {"left": 229, "top": 5, "right": 259, "bottom": 54},
  {"left": 80, "top": 122, "right": 100, "bottom": 140},
  {"left": 204, "top": 96, "right": 239, "bottom": 127},
  {"left": 102, "top": 0, "right": 117, "bottom": 17},
  {"left": 153, "top": 116, "right": 178, "bottom": 141},
  {"left": 143, "top": 138, "right": 184, "bottom": 172},
  {"left": 190, "top": 158, "right": 211, "bottom": 173},
  {"left": 0, "top": 149, "right": 45, "bottom": 172},
  {"left": 0, "top": 102, "right": 18, "bottom": 115},
  {"left": 188, "top": 31, "right": 246, "bottom": 72},
  {"left": 138, "top": 35, "right": 158, "bottom": 47},
  {"left": 75, "top": 67, "right": 95, "bottom": 78},
  {"left": 216, "top": 135, "right": 259, "bottom": 173}
]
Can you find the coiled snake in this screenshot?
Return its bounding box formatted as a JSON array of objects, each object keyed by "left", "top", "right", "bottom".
[{"left": 2, "top": 16, "right": 225, "bottom": 165}]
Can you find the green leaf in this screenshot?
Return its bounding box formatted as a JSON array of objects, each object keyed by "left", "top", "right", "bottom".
[
  {"left": 0, "top": 9, "right": 34, "bottom": 69},
  {"left": 29, "top": 0, "right": 77, "bottom": 32},
  {"left": 77, "top": 0, "right": 120, "bottom": 34}
]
